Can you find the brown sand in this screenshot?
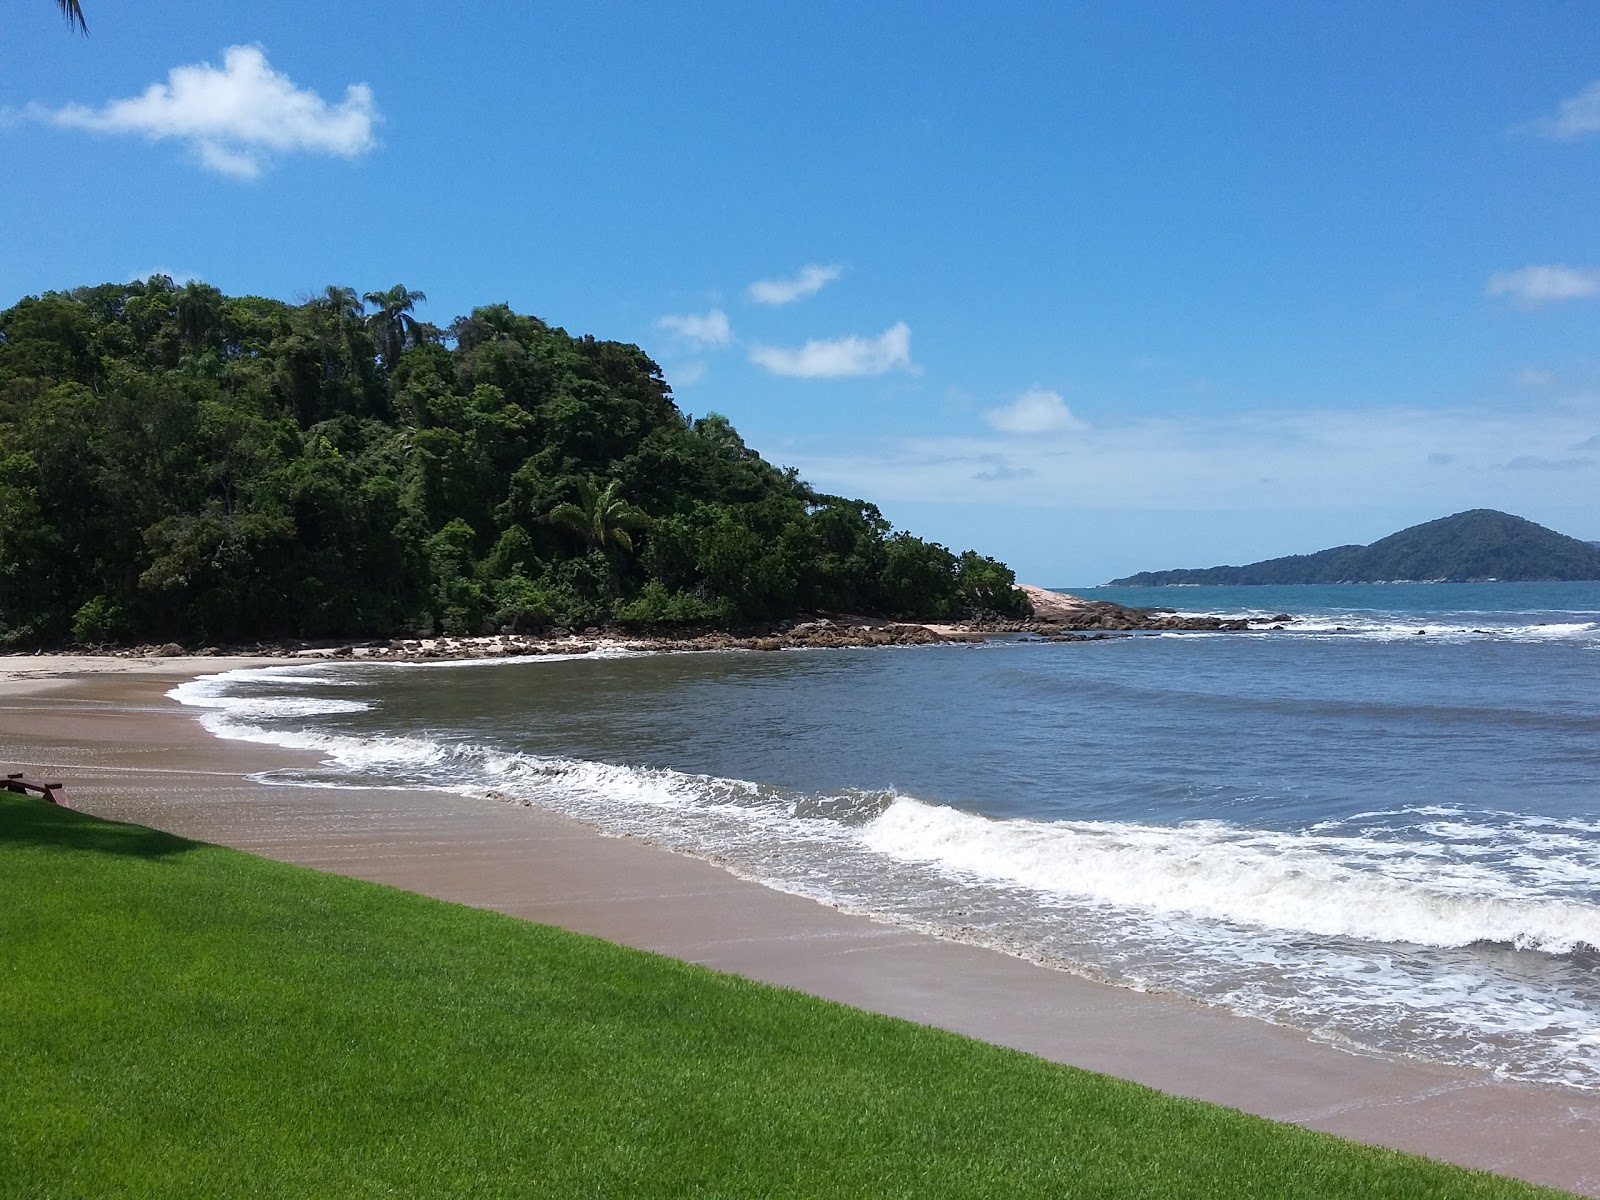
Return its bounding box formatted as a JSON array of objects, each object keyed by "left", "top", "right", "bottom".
[{"left": 3, "top": 663, "right": 1598, "bottom": 1196}]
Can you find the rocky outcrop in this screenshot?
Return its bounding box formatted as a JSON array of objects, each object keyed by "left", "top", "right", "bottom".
[{"left": 71, "top": 589, "right": 1284, "bottom": 663}]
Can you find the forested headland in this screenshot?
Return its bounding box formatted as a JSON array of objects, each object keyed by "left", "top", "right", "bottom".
[
  {"left": 1108, "top": 509, "right": 1600, "bottom": 586},
  {"left": 0, "top": 277, "right": 1026, "bottom": 648}
]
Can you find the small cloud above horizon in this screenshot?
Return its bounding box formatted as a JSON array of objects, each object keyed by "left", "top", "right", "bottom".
[
  {"left": 1486, "top": 264, "right": 1600, "bottom": 307},
  {"left": 655, "top": 308, "right": 731, "bottom": 348},
  {"left": 746, "top": 263, "right": 843, "bottom": 306},
  {"left": 781, "top": 394, "right": 1600, "bottom": 521},
  {"left": 982, "top": 387, "right": 1086, "bottom": 435},
  {"left": 31, "top": 44, "right": 379, "bottom": 180},
  {"left": 748, "top": 321, "right": 912, "bottom": 378},
  {"left": 1498, "top": 454, "right": 1594, "bottom": 472},
  {"left": 972, "top": 456, "right": 1035, "bottom": 482},
  {"left": 1515, "top": 80, "right": 1600, "bottom": 140},
  {"left": 667, "top": 360, "right": 707, "bottom": 387}
]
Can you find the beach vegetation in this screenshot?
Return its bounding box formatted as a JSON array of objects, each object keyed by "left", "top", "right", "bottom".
[
  {"left": 544, "top": 476, "right": 652, "bottom": 554},
  {"left": 0, "top": 790, "right": 1569, "bottom": 1200},
  {"left": 0, "top": 278, "right": 1025, "bottom": 646},
  {"left": 69, "top": 594, "right": 129, "bottom": 643}
]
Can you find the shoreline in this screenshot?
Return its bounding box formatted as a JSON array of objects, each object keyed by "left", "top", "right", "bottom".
[
  {"left": 0, "top": 584, "right": 1273, "bottom": 669},
  {"left": 2, "top": 660, "right": 1597, "bottom": 1195}
]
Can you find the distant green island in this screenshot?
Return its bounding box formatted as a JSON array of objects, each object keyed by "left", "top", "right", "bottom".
[
  {"left": 0, "top": 278, "right": 1025, "bottom": 649},
  {"left": 1107, "top": 510, "right": 1600, "bottom": 586}
]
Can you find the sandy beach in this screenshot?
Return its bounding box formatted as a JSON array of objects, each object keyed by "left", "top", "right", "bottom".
[{"left": 3, "top": 656, "right": 1597, "bottom": 1196}]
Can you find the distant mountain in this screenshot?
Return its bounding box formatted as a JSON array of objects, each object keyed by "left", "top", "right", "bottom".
[{"left": 1108, "top": 510, "right": 1600, "bottom": 586}]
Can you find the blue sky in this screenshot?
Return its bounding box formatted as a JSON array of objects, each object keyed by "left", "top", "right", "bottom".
[{"left": 4, "top": 2, "right": 1598, "bottom": 584}]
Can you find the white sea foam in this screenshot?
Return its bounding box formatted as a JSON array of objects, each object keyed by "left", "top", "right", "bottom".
[
  {"left": 170, "top": 659, "right": 1600, "bottom": 1089},
  {"left": 179, "top": 662, "right": 1600, "bottom": 957},
  {"left": 1172, "top": 609, "right": 1600, "bottom": 644},
  {"left": 857, "top": 799, "right": 1600, "bottom": 954}
]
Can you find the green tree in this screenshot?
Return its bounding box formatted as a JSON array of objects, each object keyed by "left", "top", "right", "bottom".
[
  {"left": 955, "top": 550, "right": 1027, "bottom": 616},
  {"left": 313, "top": 285, "right": 363, "bottom": 323},
  {"left": 544, "top": 478, "right": 650, "bottom": 554},
  {"left": 0, "top": 278, "right": 1025, "bottom": 646},
  {"left": 362, "top": 285, "right": 428, "bottom": 370},
  {"left": 175, "top": 281, "right": 224, "bottom": 355}
]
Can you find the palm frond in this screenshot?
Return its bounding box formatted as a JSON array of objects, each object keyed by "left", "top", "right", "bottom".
[
  {"left": 606, "top": 507, "right": 651, "bottom": 531},
  {"left": 57, "top": 0, "right": 87, "bottom": 33},
  {"left": 544, "top": 503, "right": 587, "bottom": 532}
]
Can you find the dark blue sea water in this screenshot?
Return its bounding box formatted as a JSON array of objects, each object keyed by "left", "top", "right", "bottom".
[{"left": 174, "top": 582, "right": 1600, "bottom": 1090}]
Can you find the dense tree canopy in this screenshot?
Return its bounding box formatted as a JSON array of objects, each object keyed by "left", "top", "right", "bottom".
[{"left": 0, "top": 277, "right": 1025, "bottom": 647}]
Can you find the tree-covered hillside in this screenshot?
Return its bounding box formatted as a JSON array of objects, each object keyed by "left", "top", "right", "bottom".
[
  {"left": 1109, "top": 510, "right": 1600, "bottom": 586},
  {"left": 0, "top": 277, "right": 1024, "bottom": 647}
]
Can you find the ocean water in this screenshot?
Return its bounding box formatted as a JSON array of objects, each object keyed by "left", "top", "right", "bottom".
[{"left": 172, "top": 581, "right": 1600, "bottom": 1090}]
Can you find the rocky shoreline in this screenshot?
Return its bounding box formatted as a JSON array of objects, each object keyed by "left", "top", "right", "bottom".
[{"left": 27, "top": 592, "right": 1291, "bottom": 664}]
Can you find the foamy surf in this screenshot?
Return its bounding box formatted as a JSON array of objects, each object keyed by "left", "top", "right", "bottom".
[
  {"left": 168, "top": 616, "right": 1600, "bottom": 1091},
  {"left": 859, "top": 799, "right": 1600, "bottom": 954}
]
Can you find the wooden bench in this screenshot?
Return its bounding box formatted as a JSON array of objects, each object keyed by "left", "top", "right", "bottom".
[{"left": 5, "top": 773, "right": 71, "bottom": 808}]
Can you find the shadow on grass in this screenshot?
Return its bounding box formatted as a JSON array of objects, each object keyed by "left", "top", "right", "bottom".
[{"left": 0, "top": 791, "right": 197, "bottom": 860}]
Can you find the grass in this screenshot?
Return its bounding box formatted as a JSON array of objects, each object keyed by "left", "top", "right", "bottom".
[{"left": 0, "top": 791, "right": 1573, "bottom": 1199}]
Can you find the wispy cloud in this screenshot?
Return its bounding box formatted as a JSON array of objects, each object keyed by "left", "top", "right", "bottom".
[
  {"left": 1499, "top": 455, "right": 1593, "bottom": 472},
  {"left": 31, "top": 44, "right": 378, "bottom": 179},
  {"left": 746, "top": 263, "right": 843, "bottom": 306},
  {"left": 748, "top": 322, "right": 913, "bottom": 378},
  {"left": 982, "top": 387, "right": 1086, "bottom": 435},
  {"left": 1516, "top": 80, "right": 1600, "bottom": 140},
  {"left": 783, "top": 398, "right": 1600, "bottom": 513},
  {"left": 972, "top": 456, "right": 1035, "bottom": 482},
  {"left": 668, "top": 360, "right": 707, "bottom": 387},
  {"left": 1486, "top": 265, "right": 1600, "bottom": 307},
  {"left": 655, "top": 308, "right": 731, "bottom": 348}
]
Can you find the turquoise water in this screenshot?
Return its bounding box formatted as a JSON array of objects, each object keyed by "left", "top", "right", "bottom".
[{"left": 175, "top": 581, "right": 1600, "bottom": 1090}]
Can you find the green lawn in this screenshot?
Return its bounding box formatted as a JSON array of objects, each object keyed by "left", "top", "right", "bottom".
[{"left": 0, "top": 792, "right": 1571, "bottom": 1199}]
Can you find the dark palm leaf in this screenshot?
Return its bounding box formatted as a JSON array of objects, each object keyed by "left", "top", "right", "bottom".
[{"left": 56, "top": 0, "right": 87, "bottom": 33}]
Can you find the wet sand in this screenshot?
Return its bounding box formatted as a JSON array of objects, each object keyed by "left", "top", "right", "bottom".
[{"left": 4, "top": 663, "right": 1598, "bottom": 1196}]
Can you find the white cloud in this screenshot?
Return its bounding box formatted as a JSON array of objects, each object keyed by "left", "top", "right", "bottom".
[
  {"left": 1517, "top": 80, "right": 1600, "bottom": 140},
  {"left": 748, "top": 322, "right": 913, "bottom": 378},
  {"left": 33, "top": 44, "right": 378, "bottom": 179},
  {"left": 782, "top": 396, "right": 1600, "bottom": 515},
  {"left": 746, "top": 263, "right": 843, "bottom": 306},
  {"left": 655, "top": 308, "right": 731, "bottom": 348},
  {"left": 982, "top": 387, "right": 1087, "bottom": 435},
  {"left": 1486, "top": 265, "right": 1600, "bottom": 307},
  {"left": 669, "top": 360, "right": 707, "bottom": 387}
]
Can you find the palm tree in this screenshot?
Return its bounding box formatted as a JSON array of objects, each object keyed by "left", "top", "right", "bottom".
[
  {"left": 175, "top": 281, "right": 223, "bottom": 354},
  {"left": 545, "top": 479, "right": 650, "bottom": 553},
  {"left": 304, "top": 285, "right": 376, "bottom": 387},
  {"left": 56, "top": 0, "right": 86, "bottom": 32},
  {"left": 362, "top": 284, "right": 428, "bottom": 370},
  {"left": 314, "top": 285, "right": 363, "bottom": 324}
]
